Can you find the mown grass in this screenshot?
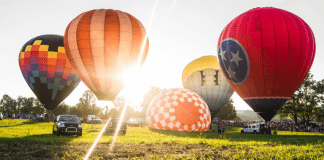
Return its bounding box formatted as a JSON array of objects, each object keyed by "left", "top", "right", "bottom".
[{"left": 0, "top": 119, "right": 324, "bottom": 159}]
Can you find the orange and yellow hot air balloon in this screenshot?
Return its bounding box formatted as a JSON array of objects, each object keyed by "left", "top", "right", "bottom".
[{"left": 64, "top": 9, "right": 149, "bottom": 101}]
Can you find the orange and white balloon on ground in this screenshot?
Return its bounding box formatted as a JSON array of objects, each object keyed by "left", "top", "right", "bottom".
[{"left": 146, "top": 88, "right": 211, "bottom": 131}]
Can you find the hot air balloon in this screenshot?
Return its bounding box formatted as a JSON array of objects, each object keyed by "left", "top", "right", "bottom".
[
  {"left": 18, "top": 35, "right": 81, "bottom": 110},
  {"left": 217, "top": 7, "right": 316, "bottom": 121},
  {"left": 64, "top": 9, "right": 149, "bottom": 101},
  {"left": 146, "top": 88, "right": 211, "bottom": 131},
  {"left": 182, "top": 55, "right": 234, "bottom": 120}
]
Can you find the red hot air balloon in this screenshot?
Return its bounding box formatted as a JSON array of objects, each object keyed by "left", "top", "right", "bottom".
[
  {"left": 64, "top": 9, "right": 149, "bottom": 101},
  {"left": 146, "top": 88, "right": 211, "bottom": 131},
  {"left": 216, "top": 7, "right": 316, "bottom": 121},
  {"left": 19, "top": 35, "right": 81, "bottom": 110}
]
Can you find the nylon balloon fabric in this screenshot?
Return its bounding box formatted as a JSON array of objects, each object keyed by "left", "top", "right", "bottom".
[
  {"left": 182, "top": 56, "right": 234, "bottom": 119},
  {"left": 146, "top": 88, "right": 211, "bottom": 131},
  {"left": 18, "top": 35, "right": 81, "bottom": 110},
  {"left": 217, "top": 7, "right": 316, "bottom": 121},
  {"left": 64, "top": 9, "right": 149, "bottom": 101}
]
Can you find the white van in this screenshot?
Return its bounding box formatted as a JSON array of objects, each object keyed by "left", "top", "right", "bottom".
[{"left": 241, "top": 123, "right": 263, "bottom": 134}]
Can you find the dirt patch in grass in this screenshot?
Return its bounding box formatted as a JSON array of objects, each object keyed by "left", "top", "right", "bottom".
[{"left": 0, "top": 141, "right": 241, "bottom": 159}]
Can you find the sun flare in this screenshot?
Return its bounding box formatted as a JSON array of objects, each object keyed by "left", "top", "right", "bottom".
[{"left": 120, "top": 66, "right": 152, "bottom": 105}]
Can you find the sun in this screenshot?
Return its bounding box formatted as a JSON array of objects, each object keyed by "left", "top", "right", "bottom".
[{"left": 119, "top": 66, "right": 152, "bottom": 105}]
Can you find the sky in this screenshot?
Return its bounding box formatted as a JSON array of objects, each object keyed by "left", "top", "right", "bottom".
[{"left": 0, "top": 0, "right": 323, "bottom": 111}]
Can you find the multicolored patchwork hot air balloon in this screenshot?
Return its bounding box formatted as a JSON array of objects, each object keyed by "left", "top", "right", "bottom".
[
  {"left": 64, "top": 9, "right": 149, "bottom": 101},
  {"left": 19, "top": 35, "right": 80, "bottom": 110},
  {"left": 182, "top": 55, "right": 234, "bottom": 120},
  {"left": 217, "top": 7, "right": 316, "bottom": 121},
  {"left": 146, "top": 88, "right": 211, "bottom": 131}
]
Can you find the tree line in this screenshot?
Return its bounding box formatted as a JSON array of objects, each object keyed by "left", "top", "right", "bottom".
[
  {"left": 0, "top": 86, "right": 241, "bottom": 121},
  {"left": 0, "top": 87, "right": 166, "bottom": 121},
  {"left": 0, "top": 95, "right": 45, "bottom": 116},
  {"left": 0, "top": 90, "right": 104, "bottom": 120},
  {"left": 277, "top": 72, "right": 324, "bottom": 125}
]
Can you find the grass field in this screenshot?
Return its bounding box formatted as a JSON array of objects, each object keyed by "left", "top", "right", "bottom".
[{"left": 0, "top": 119, "right": 323, "bottom": 159}]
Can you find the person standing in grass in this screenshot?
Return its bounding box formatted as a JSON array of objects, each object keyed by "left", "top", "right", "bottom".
[
  {"left": 92, "top": 118, "right": 94, "bottom": 129},
  {"left": 222, "top": 123, "right": 225, "bottom": 135},
  {"left": 211, "top": 121, "right": 216, "bottom": 134},
  {"left": 217, "top": 123, "right": 222, "bottom": 135}
]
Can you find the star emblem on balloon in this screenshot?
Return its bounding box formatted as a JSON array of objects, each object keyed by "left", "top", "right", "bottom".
[
  {"left": 230, "top": 50, "right": 243, "bottom": 67},
  {"left": 217, "top": 38, "right": 250, "bottom": 85}
]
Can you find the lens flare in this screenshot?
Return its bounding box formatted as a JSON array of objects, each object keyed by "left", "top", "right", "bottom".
[
  {"left": 83, "top": 118, "right": 110, "bottom": 160},
  {"left": 109, "top": 99, "right": 129, "bottom": 153},
  {"left": 83, "top": 1, "right": 158, "bottom": 159}
]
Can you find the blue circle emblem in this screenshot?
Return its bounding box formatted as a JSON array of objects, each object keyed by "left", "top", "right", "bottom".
[{"left": 217, "top": 38, "right": 250, "bottom": 85}]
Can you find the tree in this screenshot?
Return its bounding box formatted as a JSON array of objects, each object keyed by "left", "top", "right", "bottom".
[
  {"left": 315, "top": 105, "right": 324, "bottom": 122},
  {"left": 215, "top": 99, "right": 238, "bottom": 120},
  {"left": 16, "top": 96, "right": 25, "bottom": 114},
  {"left": 112, "top": 96, "right": 139, "bottom": 121},
  {"left": 75, "top": 90, "right": 97, "bottom": 119},
  {"left": 0, "top": 94, "right": 17, "bottom": 116},
  {"left": 33, "top": 98, "right": 45, "bottom": 114},
  {"left": 74, "top": 90, "right": 103, "bottom": 119},
  {"left": 20, "top": 97, "right": 35, "bottom": 114},
  {"left": 108, "top": 108, "right": 119, "bottom": 119},
  {"left": 52, "top": 102, "right": 70, "bottom": 116},
  {"left": 139, "top": 86, "right": 166, "bottom": 118},
  {"left": 277, "top": 89, "right": 303, "bottom": 124},
  {"left": 277, "top": 72, "right": 324, "bottom": 125},
  {"left": 69, "top": 106, "right": 81, "bottom": 117}
]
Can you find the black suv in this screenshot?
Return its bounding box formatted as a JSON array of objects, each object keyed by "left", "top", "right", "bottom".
[
  {"left": 53, "top": 115, "right": 82, "bottom": 136},
  {"left": 106, "top": 119, "right": 127, "bottom": 134}
]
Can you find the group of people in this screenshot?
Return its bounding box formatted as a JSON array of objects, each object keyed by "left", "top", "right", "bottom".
[
  {"left": 214, "top": 120, "right": 324, "bottom": 134},
  {"left": 211, "top": 121, "right": 226, "bottom": 135},
  {"left": 2, "top": 113, "right": 21, "bottom": 119}
]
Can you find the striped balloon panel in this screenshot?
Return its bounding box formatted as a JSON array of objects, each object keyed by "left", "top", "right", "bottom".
[{"left": 64, "top": 9, "right": 149, "bottom": 101}]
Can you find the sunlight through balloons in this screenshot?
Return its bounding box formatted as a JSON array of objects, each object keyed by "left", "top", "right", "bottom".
[{"left": 64, "top": 9, "right": 149, "bottom": 101}]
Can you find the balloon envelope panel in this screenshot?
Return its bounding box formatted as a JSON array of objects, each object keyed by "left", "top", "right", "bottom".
[
  {"left": 182, "top": 56, "right": 234, "bottom": 116},
  {"left": 64, "top": 9, "right": 149, "bottom": 101},
  {"left": 183, "top": 68, "right": 234, "bottom": 113},
  {"left": 19, "top": 35, "right": 81, "bottom": 110},
  {"left": 216, "top": 7, "right": 316, "bottom": 121},
  {"left": 146, "top": 88, "right": 211, "bottom": 131}
]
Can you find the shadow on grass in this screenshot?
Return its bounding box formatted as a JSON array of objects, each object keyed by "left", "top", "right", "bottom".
[
  {"left": 0, "top": 120, "right": 47, "bottom": 128},
  {"left": 0, "top": 132, "right": 80, "bottom": 145},
  {"left": 149, "top": 127, "right": 324, "bottom": 146},
  {"left": 104, "top": 131, "right": 126, "bottom": 136}
]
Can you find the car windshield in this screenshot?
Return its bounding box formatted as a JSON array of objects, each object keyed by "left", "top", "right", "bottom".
[{"left": 59, "top": 116, "right": 80, "bottom": 122}]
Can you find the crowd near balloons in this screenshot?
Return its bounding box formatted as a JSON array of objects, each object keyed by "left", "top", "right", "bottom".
[{"left": 17, "top": 7, "right": 316, "bottom": 133}]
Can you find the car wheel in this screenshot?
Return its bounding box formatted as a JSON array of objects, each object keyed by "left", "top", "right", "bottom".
[
  {"left": 123, "top": 131, "right": 126, "bottom": 134},
  {"left": 241, "top": 130, "right": 244, "bottom": 134},
  {"left": 253, "top": 131, "right": 256, "bottom": 134},
  {"left": 77, "top": 131, "right": 82, "bottom": 136},
  {"left": 56, "top": 128, "right": 61, "bottom": 136}
]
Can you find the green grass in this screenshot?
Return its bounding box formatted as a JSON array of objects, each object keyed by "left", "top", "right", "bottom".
[{"left": 1, "top": 119, "right": 324, "bottom": 159}]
